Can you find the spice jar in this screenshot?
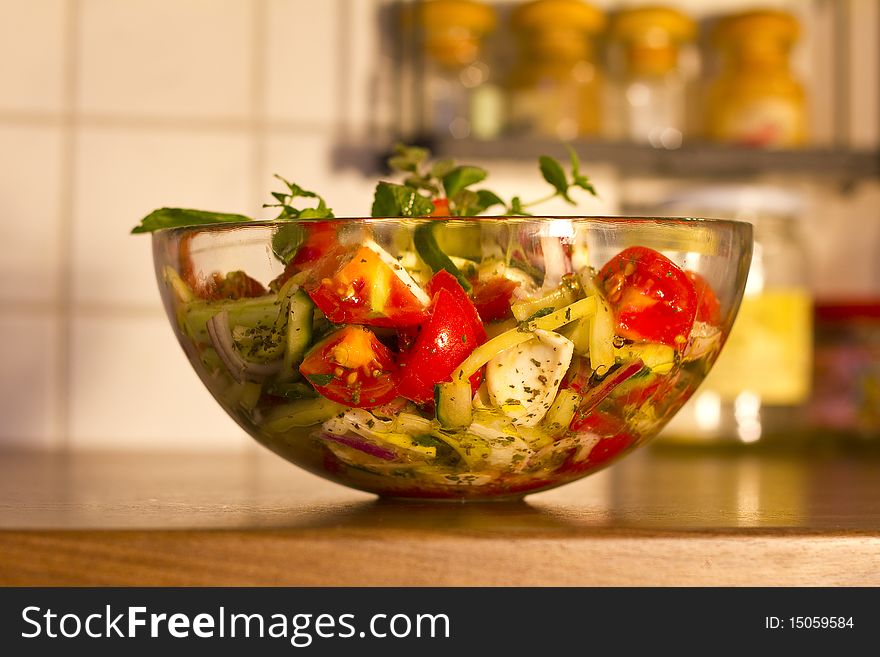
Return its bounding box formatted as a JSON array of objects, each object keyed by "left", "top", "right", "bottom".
[
  {"left": 658, "top": 185, "right": 813, "bottom": 445},
  {"left": 705, "top": 10, "right": 807, "bottom": 148},
  {"left": 507, "top": 0, "right": 605, "bottom": 139},
  {"left": 414, "top": 0, "right": 502, "bottom": 140},
  {"left": 606, "top": 6, "right": 696, "bottom": 148}
]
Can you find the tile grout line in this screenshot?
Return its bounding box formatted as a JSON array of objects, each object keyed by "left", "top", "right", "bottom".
[
  {"left": 54, "top": 0, "right": 81, "bottom": 451},
  {"left": 250, "top": 0, "right": 269, "bottom": 217},
  {"left": 244, "top": 0, "right": 269, "bottom": 458},
  {"left": 0, "top": 112, "right": 337, "bottom": 135}
]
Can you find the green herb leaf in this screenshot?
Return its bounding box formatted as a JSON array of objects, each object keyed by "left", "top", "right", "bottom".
[
  {"left": 508, "top": 196, "right": 532, "bottom": 216},
  {"left": 263, "top": 174, "right": 334, "bottom": 219},
  {"left": 451, "top": 189, "right": 481, "bottom": 216},
  {"left": 442, "top": 165, "right": 488, "bottom": 199},
  {"left": 539, "top": 155, "right": 573, "bottom": 203},
  {"left": 306, "top": 373, "right": 335, "bottom": 387},
  {"left": 388, "top": 144, "right": 429, "bottom": 173},
  {"left": 430, "top": 158, "right": 456, "bottom": 179},
  {"left": 371, "top": 182, "right": 435, "bottom": 217},
  {"left": 413, "top": 223, "right": 472, "bottom": 291},
  {"left": 271, "top": 223, "right": 305, "bottom": 264},
  {"left": 475, "top": 189, "right": 505, "bottom": 212},
  {"left": 524, "top": 307, "right": 555, "bottom": 323},
  {"left": 131, "top": 208, "right": 251, "bottom": 234},
  {"left": 568, "top": 146, "right": 598, "bottom": 197}
]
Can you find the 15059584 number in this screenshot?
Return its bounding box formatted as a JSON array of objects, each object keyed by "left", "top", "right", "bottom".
[{"left": 790, "top": 617, "right": 854, "bottom": 629}]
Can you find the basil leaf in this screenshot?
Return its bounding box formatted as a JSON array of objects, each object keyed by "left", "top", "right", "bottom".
[
  {"left": 539, "top": 155, "right": 573, "bottom": 203},
  {"left": 272, "top": 223, "right": 305, "bottom": 264},
  {"left": 131, "top": 207, "right": 251, "bottom": 234},
  {"left": 508, "top": 196, "right": 532, "bottom": 216},
  {"left": 306, "top": 373, "right": 335, "bottom": 387},
  {"left": 371, "top": 182, "right": 434, "bottom": 217},
  {"left": 442, "top": 165, "right": 487, "bottom": 199},
  {"left": 475, "top": 189, "right": 505, "bottom": 212}
]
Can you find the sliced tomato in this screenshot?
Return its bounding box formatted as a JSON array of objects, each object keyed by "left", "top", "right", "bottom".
[
  {"left": 585, "top": 432, "right": 635, "bottom": 468},
  {"left": 597, "top": 246, "right": 697, "bottom": 347},
  {"left": 299, "top": 326, "right": 399, "bottom": 408},
  {"left": 397, "top": 287, "right": 484, "bottom": 404},
  {"left": 686, "top": 271, "right": 722, "bottom": 325},
  {"left": 425, "top": 270, "right": 486, "bottom": 342},
  {"left": 562, "top": 356, "right": 593, "bottom": 394},
  {"left": 304, "top": 240, "right": 429, "bottom": 327},
  {"left": 292, "top": 221, "right": 337, "bottom": 268},
  {"left": 471, "top": 276, "right": 519, "bottom": 322}
]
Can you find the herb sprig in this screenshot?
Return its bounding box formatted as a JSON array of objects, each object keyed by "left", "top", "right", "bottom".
[
  {"left": 130, "top": 144, "right": 597, "bottom": 234},
  {"left": 370, "top": 143, "right": 598, "bottom": 218}
]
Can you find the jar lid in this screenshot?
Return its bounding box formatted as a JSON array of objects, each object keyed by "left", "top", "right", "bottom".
[
  {"left": 511, "top": 0, "right": 605, "bottom": 34},
  {"left": 657, "top": 185, "right": 805, "bottom": 217},
  {"left": 713, "top": 10, "right": 800, "bottom": 46},
  {"left": 405, "top": 0, "right": 496, "bottom": 35},
  {"left": 611, "top": 6, "right": 696, "bottom": 44}
]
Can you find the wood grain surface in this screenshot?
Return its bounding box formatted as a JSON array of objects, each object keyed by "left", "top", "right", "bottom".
[{"left": 1, "top": 448, "right": 878, "bottom": 586}]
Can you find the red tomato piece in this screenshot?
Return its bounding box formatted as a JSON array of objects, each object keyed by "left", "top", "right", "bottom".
[
  {"left": 431, "top": 198, "right": 450, "bottom": 216},
  {"left": 425, "top": 270, "right": 487, "bottom": 342},
  {"left": 299, "top": 326, "right": 399, "bottom": 408},
  {"left": 304, "top": 242, "right": 429, "bottom": 327},
  {"left": 471, "top": 276, "right": 519, "bottom": 322},
  {"left": 292, "top": 221, "right": 337, "bottom": 268},
  {"left": 597, "top": 246, "right": 697, "bottom": 347},
  {"left": 686, "top": 271, "right": 722, "bottom": 325},
  {"left": 397, "top": 288, "right": 484, "bottom": 404}
]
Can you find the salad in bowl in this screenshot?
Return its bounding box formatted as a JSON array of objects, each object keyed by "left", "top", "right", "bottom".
[{"left": 136, "top": 146, "right": 752, "bottom": 499}]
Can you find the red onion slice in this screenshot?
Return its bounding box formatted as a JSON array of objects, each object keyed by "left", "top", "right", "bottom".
[{"left": 206, "top": 309, "right": 282, "bottom": 383}]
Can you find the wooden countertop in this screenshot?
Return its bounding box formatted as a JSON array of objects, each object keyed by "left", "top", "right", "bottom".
[{"left": 1, "top": 447, "right": 878, "bottom": 586}]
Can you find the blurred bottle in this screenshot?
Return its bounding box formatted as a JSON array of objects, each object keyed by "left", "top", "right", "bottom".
[
  {"left": 658, "top": 185, "right": 813, "bottom": 445},
  {"left": 605, "top": 6, "right": 696, "bottom": 148},
  {"left": 414, "top": 0, "right": 502, "bottom": 140},
  {"left": 809, "top": 302, "right": 880, "bottom": 443},
  {"left": 705, "top": 10, "right": 807, "bottom": 148},
  {"left": 507, "top": 0, "right": 605, "bottom": 139}
]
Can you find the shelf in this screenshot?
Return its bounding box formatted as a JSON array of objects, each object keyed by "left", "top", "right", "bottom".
[{"left": 431, "top": 138, "right": 880, "bottom": 181}]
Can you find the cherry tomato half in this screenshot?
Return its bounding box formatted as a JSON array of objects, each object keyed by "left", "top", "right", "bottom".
[
  {"left": 425, "top": 270, "right": 487, "bottom": 342},
  {"left": 300, "top": 326, "right": 399, "bottom": 408},
  {"left": 686, "top": 270, "right": 722, "bottom": 325},
  {"left": 471, "top": 276, "right": 519, "bottom": 322},
  {"left": 304, "top": 242, "right": 429, "bottom": 327},
  {"left": 597, "top": 246, "right": 697, "bottom": 347},
  {"left": 397, "top": 287, "right": 484, "bottom": 404}
]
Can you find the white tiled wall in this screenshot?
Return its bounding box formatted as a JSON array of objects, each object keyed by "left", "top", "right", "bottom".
[{"left": 0, "top": 0, "right": 382, "bottom": 451}]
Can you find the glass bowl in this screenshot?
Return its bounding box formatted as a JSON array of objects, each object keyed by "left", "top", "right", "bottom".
[{"left": 152, "top": 216, "right": 752, "bottom": 500}]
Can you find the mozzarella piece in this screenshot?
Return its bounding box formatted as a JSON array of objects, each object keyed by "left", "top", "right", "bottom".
[{"left": 486, "top": 329, "right": 574, "bottom": 427}]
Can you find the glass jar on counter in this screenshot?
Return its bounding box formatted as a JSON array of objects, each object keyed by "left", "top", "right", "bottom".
[
  {"left": 705, "top": 10, "right": 807, "bottom": 148},
  {"left": 413, "top": 0, "right": 502, "bottom": 140},
  {"left": 507, "top": 0, "right": 605, "bottom": 139},
  {"left": 658, "top": 185, "right": 813, "bottom": 445},
  {"left": 605, "top": 6, "right": 696, "bottom": 148},
  {"left": 809, "top": 302, "right": 880, "bottom": 443}
]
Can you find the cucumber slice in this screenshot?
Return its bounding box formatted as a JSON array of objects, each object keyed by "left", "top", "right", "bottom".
[
  {"left": 263, "top": 397, "right": 346, "bottom": 432},
  {"left": 435, "top": 379, "right": 473, "bottom": 429},
  {"left": 281, "top": 289, "right": 313, "bottom": 379}
]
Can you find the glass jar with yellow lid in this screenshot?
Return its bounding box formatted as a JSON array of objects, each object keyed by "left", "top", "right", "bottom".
[
  {"left": 412, "top": 0, "right": 502, "bottom": 140},
  {"left": 705, "top": 10, "right": 807, "bottom": 148},
  {"left": 507, "top": 0, "right": 605, "bottom": 139},
  {"left": 605, "top": 6, "right": 696, "bottom": 148}
]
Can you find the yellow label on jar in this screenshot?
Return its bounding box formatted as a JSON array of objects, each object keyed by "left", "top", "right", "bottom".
[{"left": 702, "top": 289, "right": 812, "bottom": 404}]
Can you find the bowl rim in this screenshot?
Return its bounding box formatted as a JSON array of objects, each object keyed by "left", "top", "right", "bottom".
[{"left": 152, "top": 214, "right": 753, "bottom": 235}]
